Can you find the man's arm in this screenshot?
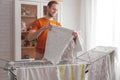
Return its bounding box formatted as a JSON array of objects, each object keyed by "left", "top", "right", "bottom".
[
  {"left": 27, "top": 23, "right": 52, "bottom": 41},
  {"left": 27, "top": 30, "right": 40, "bottom": 41}
]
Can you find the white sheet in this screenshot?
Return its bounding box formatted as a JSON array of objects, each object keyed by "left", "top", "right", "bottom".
[
  {"left": 79, "top": 46, "right": 116, "bottom": 80},
  {"left": 44, "top": 26, "right": 82, "bottom": 64},
  {"left": 16, "top": 66, "right": 58, "bottom": 80},
  {"left": 87, "top": 46, "right": 116, "bottom": 80},
  {"left": 16, "top": 64, "right": 85, "bottom": 80},
  {"left": 57, "top": 64, "right": 85, "bottom": 80}
]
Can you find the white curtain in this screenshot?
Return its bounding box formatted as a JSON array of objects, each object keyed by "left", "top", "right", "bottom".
[{"left": 79, "top": 0, "right": 120, "bottom": 80}]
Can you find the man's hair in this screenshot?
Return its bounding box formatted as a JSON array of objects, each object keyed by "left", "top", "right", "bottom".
[{"left": 47, "top": 0, "right": 58, "bottom": 7}]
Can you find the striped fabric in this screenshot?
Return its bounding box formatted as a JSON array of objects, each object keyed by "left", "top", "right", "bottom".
[{"left": 58, "top": 64, "right": 85, "bottom": 80}]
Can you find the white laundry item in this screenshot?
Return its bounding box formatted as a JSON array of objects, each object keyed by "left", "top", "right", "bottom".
[
  {"left": 87, "top": 46, "right": 116, "bottom": 80},
  {"left": 16, "top": 66, "right": 58, "bottom": 80},
  {"left": 61, "top": 37, "right": 83, "bottom": 62},
  {"left": 44, "top": 26, "right": 82, "bottom": 64},
  {"left": 57, "top": 64, "right": 85, "bottom": 80},
  {"left": 61, "top": 40, "right": 75, "bottom": 62},
  {"left": 88, "top": 56, "right": 109, "bottom": 80},
  {"left": 16, "top": 64, "right": 85, "bottom": 80}
]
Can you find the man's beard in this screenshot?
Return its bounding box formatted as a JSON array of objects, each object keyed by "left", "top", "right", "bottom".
[{"left": 48, "top": 13, "right": 54, "bottom": 18}]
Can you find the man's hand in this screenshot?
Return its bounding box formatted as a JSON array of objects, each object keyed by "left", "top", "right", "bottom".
[
  {"left": 36, "top": 23, "right": 53, "bottom": 39},
  {"left": 72, "top": 31, "right": 78, "bottom": 40},
  {"left": 43, "top": 23, "right": 52, "bottom": 30}
]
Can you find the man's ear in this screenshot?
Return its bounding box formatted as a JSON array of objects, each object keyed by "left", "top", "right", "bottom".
[{"left": 46, "top": 6, "right": 49, "bottom": 11}]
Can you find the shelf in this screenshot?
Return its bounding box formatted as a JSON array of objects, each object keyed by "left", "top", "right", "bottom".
[
  {"left": 21, "top": 31, "right": 29, "bottom": 34},
  {"left": 21, "top": 47, "right": 35, "bottom": 59},
  {"left": 21, "top": 15, "right": 37, "bottom": 18},
  {"left": 22, "top": 47, "right": 35, "bottom": 49}
]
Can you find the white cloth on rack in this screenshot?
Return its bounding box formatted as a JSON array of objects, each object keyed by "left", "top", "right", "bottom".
[
  {"left": 16, "top": 64, "right": 85, "bottom": 80},
  {"left": 16, "top": 66, "right": 58, "bottom": 80},
  {"left": 44, "top": 26, "right": 82, "bottom": 64},
  {"left": 88, "top": 56, "right": 109, "bottom": 80},
  {"left": 60, "top": 40, "right": 75, "bottom": 61},
  {"left": 87, "top": 46, "right": 116, "bottom": 80},
  {"left": 57, "top": 64, "right": 85, "bottom": 80}
]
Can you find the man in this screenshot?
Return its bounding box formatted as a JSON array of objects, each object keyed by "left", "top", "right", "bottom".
[{"left": 28, "top": 0, "right": 78, "bottom": 60}]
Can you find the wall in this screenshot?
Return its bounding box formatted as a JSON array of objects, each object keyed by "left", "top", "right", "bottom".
[
  {"left": 62, "top": 0, "right": 80, "bottom": 30},
  {"left": 0, "top": 0, "right": 13, "bottom": 80},
  {"left": 0, "top": 0, "right": 80, "bottom": 79}
]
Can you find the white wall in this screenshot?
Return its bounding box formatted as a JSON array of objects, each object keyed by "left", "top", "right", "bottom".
[
  {"left": 0, "top": 0, "right": 81, "bottom": 79},
  {"left": 61, "top": 0, "right": 80, "bottom": 30},
  {"left": 0, "top": 0, "right": 14, "bottom": 80}
]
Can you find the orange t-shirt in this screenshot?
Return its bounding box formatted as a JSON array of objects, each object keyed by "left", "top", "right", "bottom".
[{"left": 32, "top": 17, "right": 61, "bottom": 54}]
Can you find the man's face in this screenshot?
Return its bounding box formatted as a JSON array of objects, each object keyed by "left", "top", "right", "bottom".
[{"left": 47, "top": 4, "right": 58, "bottom": 18}]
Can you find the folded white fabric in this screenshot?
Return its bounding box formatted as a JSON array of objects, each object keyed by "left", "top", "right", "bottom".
[{"left": 44, "top": 26, "right": 82, "bottom": 64}]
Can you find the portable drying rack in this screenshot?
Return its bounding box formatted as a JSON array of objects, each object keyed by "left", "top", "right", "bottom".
[{"left": 0, "top": 46, "right": 115, "bottom": 80}]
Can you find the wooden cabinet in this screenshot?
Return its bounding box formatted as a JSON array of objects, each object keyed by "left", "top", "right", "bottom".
[
  {"left": 14, "top": 0, "right": 62, "bottom": 60},
  {"left": 18, "top": 2, "right": 40, "bottom": 60},
  {"left": 21, "top": 4, "right": 37, "bottom": 59}
]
